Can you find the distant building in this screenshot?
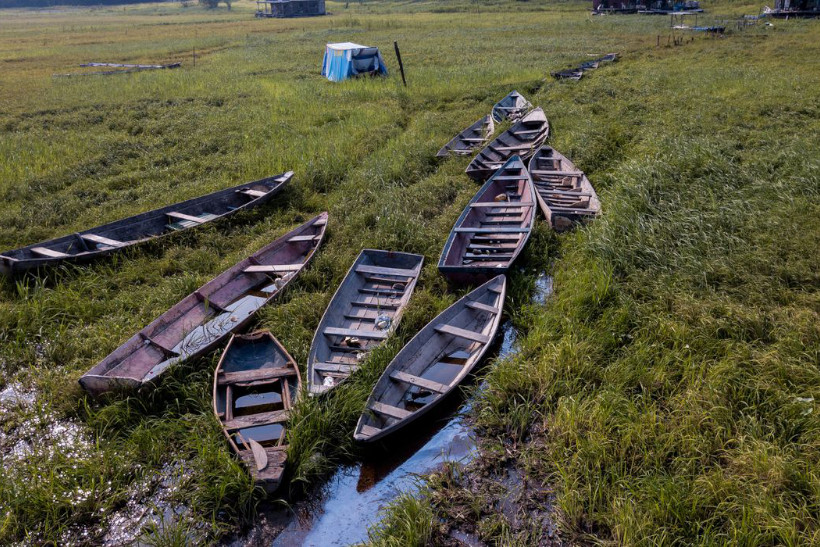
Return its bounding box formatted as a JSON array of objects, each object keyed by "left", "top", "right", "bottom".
[
  {"left": 255, "top": 0, "right": 325, "bottom": 18},
  {"left": 592, "top": 0, "right": 640, "bottom": 13},
  {"left": 592, "top": 0, "right": 703, "bottom": 13},
  {"left": 765, "top": 0, "right": 820, "bottom": 16}
]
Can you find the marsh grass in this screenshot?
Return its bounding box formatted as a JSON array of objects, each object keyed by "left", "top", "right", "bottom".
[{"left": 0, "top": 0, "right": 818, "bottom": 544}]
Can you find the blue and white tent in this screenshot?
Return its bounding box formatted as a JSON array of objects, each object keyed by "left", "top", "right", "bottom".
[{"left": 321, "top": 42, "right": 388, "bottom": 82}]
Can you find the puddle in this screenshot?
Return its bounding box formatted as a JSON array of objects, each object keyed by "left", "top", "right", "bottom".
[{"left": 228, "top": 274, "right": 553, "bottom": 546}]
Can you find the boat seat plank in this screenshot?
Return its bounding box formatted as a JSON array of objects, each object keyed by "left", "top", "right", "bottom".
[
  {"left": 359, "top": 287, "right": 404, "bottom": 296},
  {"left": 469, "top": 202, "right": 533, "bottom": 208},
  {"left": 218, "top": 367, "right": 294, "bottom": 385},
  {"left": 466, "top": 301, "right": 501, "bottom": 314},
  {"left": 314, "top": 362, "right": 357, "bottom": 373},
  {"left": 459, "top": 137, "right": 485, "bottom": 142},
  {"left": 356, "top": 264, "right": 417, "bottom": 278},
  {"left": 81, "top": 233, "right": 124, "bottom": 247},
  {"left": 454, "top": 227, "right": 528, "bottom": 234},
  {"left": 166, "top": 211, "right": 208, "bottom": 223},
  {"left": 491, "top": 175, "right": 527, "bottom": 181},
  {"left": 288, "top": 234, "right": 320, "bottom": 242},
  {"left": 244, "top": 264, "right": 302, "bottom": 274},
  {"left": 324, "top": 327, "right": 388, "bottom": 340},
  {"left": 359, "top": 424, "right": 382, "bottom": 438},
  {"left": 224, "top": 409, "right": 289, "bottom": 431},
  {"left": 350, "top": 300, "right": 399, "bottom": 309},
  {"left": 239, "top": 188, "right": 267, "bottom": 198},
  {"left": 547, "top": 206, "right": 598, "bottom": 213},
  {"left": 434, "top": 324, "right": 491, "bottom": 344},
  {"left": 30, "top": 247, "right": 70, "bottom": 258},
  {"left": 463, "top": 253, "right": 514, "bottom": 260},
  {"left": 531, "top": 170, "right": 583, "bottom": 176},
  {"left": 492, "top": 145, "right": 531, "bottom": 152},
  {"left": 390, "top": 370, "right": 449, "bottom": 394},
  {"left": 369, "top": 401, "right": 412, "bottom": 420}
]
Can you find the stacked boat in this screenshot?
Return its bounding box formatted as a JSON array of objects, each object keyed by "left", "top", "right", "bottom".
[{"left": 465, "top": 108, "right": 549, "bottom": 181}]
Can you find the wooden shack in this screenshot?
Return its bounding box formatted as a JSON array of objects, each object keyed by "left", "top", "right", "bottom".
[
  {"left": 593, "top": 0, "right": 703, "bottom": 13},
  {"left": 255, "top": 0, "right": 325, "bottom": 18},
  {"left": 766, "top": 0, "right": 820, "bottom": 16},
  {"left": 593, "top": 0, "right": 640, "bottom": 13}
]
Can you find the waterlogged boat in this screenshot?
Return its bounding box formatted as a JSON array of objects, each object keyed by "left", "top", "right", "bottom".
[
  {"left": 528, "top": 146, "right": 601, "bottom": 231},
  {"left": 440, "top": 156, "right": 535, "bottom": 283},
  {"left": 79, "top": 213, "right": 328, "bottom": 397},
  {"left": 491, "top": 90, "right": 533, "bottom": 123},
  {"left": 213, "top": 331, "right": 300, "bottom": 493},
  {"left": 354, "top": 275, "right": 505, "bottom": 443},
  {"left": 307, "top": 249, "right": 424, "bottom": 396},
  {"left": 0, "top": 172, "right": 294, "bottom": 277},
  {"left": 437, "top": 115, "right": 495, "bottom": 158},
  {"left": 465, "top": 108, "right": 549, "bottom": 182}
]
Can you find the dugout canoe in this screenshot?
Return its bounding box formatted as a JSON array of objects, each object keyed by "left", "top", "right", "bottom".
[
  {"left": 0, "top": 172, "right": 293, "bottom": 277},
  {"left": 465, "top": 108, "right": 549, "bottom": 182},
  {"left": 354, "top": 275, "right": 505, "bottom": 443},
  {"left": 491, "top": 90, "right": 533, "bottom": 123},
  {"left": 79, "top": 213, "right": 327, "bottom": 397},
  {"left": 528, "top": 146, "right": 601, "bottom": 231},
  {"left": 440, "top": 156, "right": 535, "bottom": 283},
  {"left": 436, "top": 115, "right": 495, "bottom": 158},
  {"left": 307, "top": 249, "right": 424, "bottom": 396},
  {"left": 213, "top": 330, "right": 300, "bottom": 493}
]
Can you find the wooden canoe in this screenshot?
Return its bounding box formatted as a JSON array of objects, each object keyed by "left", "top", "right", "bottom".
[
  {"left": 79, "top": 213, "right": 327, "bottom": 397},
  {"left": 213, "top": 330, "right": 300, "bottom": 493},
  {"left": 528, "top": 146, "right": 601, "bottom": 231},
  {"left": 465, "top": 108, "right": 549, "bottom": 182},
  {"left": 0, "top": 172, "right": 293, "bottom": 277},
  {"left": 440, "top": 156, "right": 535, "bottom": 283},
  {"left": 307, "top": 249, "right": 424, "bottom": 396},
  {"left": 491, "top": 90, "right": 533, "bottom": 123},
  {"left": 436, "top": 115, "right": 495, "bottom": 158},
  {"left": 551, "top": 69, "right": 584, "bottom": 81},
  {"left": 354, "top": 275, "right": 505, "bottom": 443}
]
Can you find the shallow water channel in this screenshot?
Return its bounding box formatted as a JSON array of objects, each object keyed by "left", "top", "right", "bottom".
[{"left": 232, "top": 273, "right": 552, "bottom": 547}]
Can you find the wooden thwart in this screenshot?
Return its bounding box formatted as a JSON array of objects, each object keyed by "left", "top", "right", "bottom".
[
  {"left": 356, "top": 264, "right": 417, "bottom": 278},
  {"left": 469, "top": 201, "right": 533, "bottom": 208},
  {"left": 454, "top": 227, "right": 528, "bottom": 233},
  {"left": 81, "top": 233, "right": 124, "bottom": 247},
  {"left": 31, "top": 247, "right": 70, "bottom": 258},
  {"left": 435, "top": 324, "right": 491, "bottom": 344},
  {"left": 166, "top": 211, "right": 207, "bottom": 223},
  {"left": 390, "top": 370, "right": 449, "bottom": 394},
  {"left": 466, "top": 301, "right": 501, "bottom": 314},
  {"left": 239, "top": 188, "right": 268, "bottom": 198},
  {"left": 288, "top": 235, "right": 320, "bottom": 243},
  {"left": 314, "top": 362, "right": 357, "bottom": 373},
  {"left": 224, "top": 409, "right": 289, "bottom": 431},
  {"left": 218, "top": 367, "right": 293, "bottom": 385},
  {"left": 324, "top": 327, "right": 388, "bottom": 340},
  {"left": 369, "top": 401, "right": 412, "bottom": 420},
  {"left": 243, "top": 264, "right": 302, "bottom": 274}
]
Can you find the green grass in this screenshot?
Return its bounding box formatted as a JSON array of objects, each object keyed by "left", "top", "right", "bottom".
[{"left": 0, "top": 0, "right": 818, "bottom": 544}]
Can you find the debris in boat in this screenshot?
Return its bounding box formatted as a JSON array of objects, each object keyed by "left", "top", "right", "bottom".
[
  {"left": 341, "top": 337, "right": 362, "bottom": 348},
  {"left": 374, "top": 314, "right": 392, "bottom": 330},
  {"left": 494, "top": 193, "right": 508, "bottom": 202}
]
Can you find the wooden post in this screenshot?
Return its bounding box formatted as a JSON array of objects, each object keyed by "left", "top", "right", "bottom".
[{"left": 394, "top": 41, "right": 407, "bottom": 87}]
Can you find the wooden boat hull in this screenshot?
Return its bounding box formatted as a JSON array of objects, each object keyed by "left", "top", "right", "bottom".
[
  {"left": 436, "top": 115, "right": 494, "bottom": 158},
  {"left": 213, "top": 331, "right": 300, "bottom": 494},
  {"left": 491, "top": 90, "right": 533, "bottom": 123},
  {"left": 79, "top": 213, "right": 327, "bottom": 397},
  {"left": 0, "top": 172, "right": 293, "bottom": 277},
  {"left": 354, "top": 275, "right": 506, "bottom": 443},
  {"left": 465, "top": 108, "right": 549, "bottom": 182},
  {"left": 307, "top": 249, "right": 424, "bottom": 396},
  {"left": 440, "top": 156, "right": 536, "bottom": 282},
  {"left": 528, "top": 146, "right": 601, "bottom": 231}
]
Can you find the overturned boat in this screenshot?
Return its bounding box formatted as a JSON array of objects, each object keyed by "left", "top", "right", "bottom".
[
  {"left": 213, "top": 330, "right": 300, "bottom": 493},
  {"left": 307, "top": 249, "right": 424, "bottom": 396},
  {"left": 465, "top": 108, "right": 549, "bottom": 182},
  {"left": 440, "top": 156, "right": 535, "bottom": 283},
  {"left": 437, "top": 115, "right": 495, "bottom": 158},
  {"left": 79, "top": 213, "right": 327, "bottom": 397},
  {"left": 0, "top": 172, "right": 293, "bottom": 277},
  {"left": 529, "top": 146, "right": 601, "bottom": 231},
  {"left": 491, "top": 91, "right": 533, "bottom": 123},
  {"left": 354, "top": 275, "right": 505, "bottom": 443}
]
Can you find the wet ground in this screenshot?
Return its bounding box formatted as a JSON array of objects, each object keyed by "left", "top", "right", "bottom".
[{"left": 228, "top": 273, "right": 552, "bottom": 546}]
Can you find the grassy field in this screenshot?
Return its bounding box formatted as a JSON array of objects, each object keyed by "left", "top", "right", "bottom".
[{"left": 0, "top": 0, "right": 818, "bottom": 544}]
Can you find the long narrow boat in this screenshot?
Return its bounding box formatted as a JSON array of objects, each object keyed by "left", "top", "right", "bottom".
[
  {"left": 491, "top": 90, "right": 532, "bottom": 123},
  {"left": 213, "top": 330, "right": 300, "bottom": 493},
  {"left": 440, "top": 156, "right": 535, "bottom": 283},
  {"left": 436, "top": 115, "right": 495, "bottom": 158},
  {"left": 307, "top": 249, "right": 424, "bottom": 396},
  {"left": 354, "top": 275, "right": 505, "bottom": 443},
  {"left": 0, "top": 172, "right": 293, "bottom": 277},
  {"left": 79, "top": 213, "right": 328, "bottom": 397},
  {"left": 465, "top": 108, "right": 549, "bottom": 182},
  {"left": 528, "top": 146, "right": 601, "bottom": 231}
]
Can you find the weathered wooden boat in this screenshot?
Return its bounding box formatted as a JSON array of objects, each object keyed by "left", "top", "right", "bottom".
[
  {"left": 491, "top": 90, "right": 533, "bottom": 123},
  {"left": 551, "top": 69, "right": 584, "bottom": 81},
  {"left": 213, "top": 330, "right": 300, "bottom": 493},
  {"left": 528, "top": 146, "right": 601, "bottom": 231},
  {"left": 307, "top": 249, "right": 424, "bottom": 396},
  {"left": 436, "top": 115, "right": 495, "bottom": 158},
  {"left": 79, "top": 213, "right": 327, "bottom": 397},
  {"left": 440, "top": 156, "right": 535, "bottom": 283},
  {"left": 0, "top": 172, "right": 293, "bottom": 277},
  {"left": 354, "top": 275, "right": 505, "bottom": 443},
  {"left": 465, "top": 108, "right": 549, "bottom": 182}
]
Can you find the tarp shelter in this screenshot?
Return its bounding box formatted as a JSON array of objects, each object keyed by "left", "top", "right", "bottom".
[{"left": 321, "top": 42, "right": 388, "bottom": 82}]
